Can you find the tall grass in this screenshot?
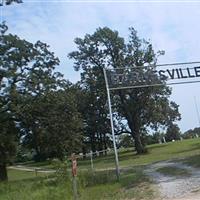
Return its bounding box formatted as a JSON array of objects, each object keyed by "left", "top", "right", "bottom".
[
  {"left": 0, "top": 167, "right": 155, "bottom": 200},
  {"left": 2, "top": 138, "right": 200, "bottom": 200}
]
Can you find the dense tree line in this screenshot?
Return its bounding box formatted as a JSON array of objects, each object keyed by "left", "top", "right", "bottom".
[
  {"left": 0, "top": 23, "right": 83, "bottom": 180},
  {"left": 74, "top": 86, "right": 111, "bottom": 155},
  {"left": 183, "top": 127, "right": 200, "bottom": 139}
]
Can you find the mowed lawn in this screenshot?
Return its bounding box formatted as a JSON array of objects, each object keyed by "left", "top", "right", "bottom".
[
  {"left": 77, "top": 138, "right": 200, "bottom": 170},
  {"left": 1, "top": 138, "right": 200, "bottom": 200}
]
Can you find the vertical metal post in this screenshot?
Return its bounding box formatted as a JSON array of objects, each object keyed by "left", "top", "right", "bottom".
[{"left": 103, "top": 68, "right": 120, "bottom": 181}]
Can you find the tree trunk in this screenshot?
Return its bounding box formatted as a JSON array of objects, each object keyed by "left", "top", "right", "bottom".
[
  {"left": 118, "top": 91, "right": 147, "bottom": 154},
  {"left": 129, "top": 117, "right": 147, "bottom": 154},
  {"left": 134, "top": 133, "right": 147, "bottom": 154},
  {"left": 90, "top": 133, "right": 96, "bottom": 156},
  {"left": 0, "top": 163, "right": 8, "bottom": 181}
]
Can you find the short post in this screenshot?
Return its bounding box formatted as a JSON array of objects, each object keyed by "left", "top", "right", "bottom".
[{"left": 71, "top": 153, "right": 78, "bottom": 200}]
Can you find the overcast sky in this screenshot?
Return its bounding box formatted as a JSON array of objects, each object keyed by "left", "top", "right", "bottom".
[{"left": 2, "top": 0, "right": 200, "bottom": 132}]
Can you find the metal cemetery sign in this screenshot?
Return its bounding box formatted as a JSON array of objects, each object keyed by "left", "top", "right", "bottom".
[
  {"left": 103, "top": 61, "right": 200, "bottom": 180},
  {"left": 105, "top": 62, "right": 200, "bottom": 90}
]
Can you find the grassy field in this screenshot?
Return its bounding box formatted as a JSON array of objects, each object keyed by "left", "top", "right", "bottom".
[
  {"left": 0, "top": 168, "right": 155, "bottom": 200},
  {"left": 77, "top": 138, "right": 200, "bottom": 171},
  {"left": 1, "top": 138, "right": 200, "bottom": 200},
  {"left": 20, "top": 138, "right": 200, "bottom": 171}
]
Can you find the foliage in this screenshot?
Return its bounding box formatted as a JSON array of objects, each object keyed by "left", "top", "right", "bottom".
[
  {"left": 69, "top": 27, "right": 181, "bottom": 154},
  {"left": 15, "top": 144, "right": 33, "bottom": 162},
  {"left": 0, "top": 0, "right": 22, "bottom": 6},
  {"left": 183, "top": 127, "right": 200, "bottom": 139},
  {"left": 165, "top": 123, "right": 181, "bottom": 142},
  {"left": 20, "top": 88, "right": 83, "bottom": 161},
  {"left": 0, "top": 23, "right": 83, "bottom": 180},
  {"left": 145, "top": 132, "right": 166, "bottom": 145},
  {"left": 0, "top": 22, "right": 59, "bottom": 180},
  {"left": 118, "top": 134, "right": 134, "bottom": 148},
  {"left": 71, "top": 83, "right": 111, "bottom": 155}
]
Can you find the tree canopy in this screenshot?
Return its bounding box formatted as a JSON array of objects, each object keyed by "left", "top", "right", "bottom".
[
  {"left": 69, "top": 27, "right": 181, "bottom": 154},
  {"left": 0, "top": 23, "right": 83, "bottom": 181}
]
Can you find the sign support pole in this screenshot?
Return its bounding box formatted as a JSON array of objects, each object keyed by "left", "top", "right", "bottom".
[{"left": 103, "top": 68, "right": 120, "bottom": 181}]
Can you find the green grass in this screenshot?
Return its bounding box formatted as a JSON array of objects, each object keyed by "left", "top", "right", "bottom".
[
  {"left": 18, "top": 160, "right": 54, "bottom": 169},
  {"left": 77, "top": 138, "right": 200, "bottom": 170},
  {"left": 0, "top": 168, "right": 155, "bottom": 200},
  {"left": 20, "top": 139, "right": 200, "bottom": 171},
  {"left": 2, "top": 138, "right": 200, "bottom": 200},
  {"left": 0, "top": 175, "right": 72, "bottom": 200},
  {"left": 7, "top": 169, "right": 50, "bottom": 181},
  {"left": 0, "top": 168, "right": 72, "bottom": 200},
  {"left": 79, "top": 167, "right": 155, "bottom": 200},
  {"left": 156, "top": 166, "right": 191, "bottom": 177}
]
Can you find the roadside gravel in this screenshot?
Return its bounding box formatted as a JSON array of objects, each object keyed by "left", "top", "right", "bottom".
[{"left": 144, "top": 160, "right": 200, "bottom": 200}]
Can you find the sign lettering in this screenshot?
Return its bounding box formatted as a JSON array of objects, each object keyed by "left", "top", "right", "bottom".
[{"left": 106, "top": 64, "right": 200, "bottom": 89}]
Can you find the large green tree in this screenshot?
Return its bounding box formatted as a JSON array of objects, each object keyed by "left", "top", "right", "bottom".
[
  {"left": 0, "top": 22, "right": 59, "bottom": 180},
  {"left": 0, "top": 23, "right": 82, "bottom": 180},
  {"left": 69, "top": 27, "right": 181, "bottom": 154},
  {"left": 21, "top": 88, "right": 83, "bottom": 161},
  {"left": 165, "top": 123, "right": 181, "bottom": 142},
  {"left": 74, "top": 83, "right": 111, "bottom": 155}
]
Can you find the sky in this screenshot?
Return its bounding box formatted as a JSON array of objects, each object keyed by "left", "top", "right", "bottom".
[{"left": 1, "top": 0, "right": 200, "bottom": 132}]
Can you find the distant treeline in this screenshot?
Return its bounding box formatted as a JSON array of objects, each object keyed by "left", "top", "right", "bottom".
[{"left": 182, "top": 127, "right": 200, "bottom": 139}]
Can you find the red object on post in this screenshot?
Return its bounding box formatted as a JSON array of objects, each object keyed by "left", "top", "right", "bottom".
[{"left": 71, "top": 154, "right": 77, "bottom": 177}]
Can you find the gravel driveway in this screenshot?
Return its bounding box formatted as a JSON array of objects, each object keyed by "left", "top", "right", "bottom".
[{"left": 144, "top": 160, "right": 200, "bottom": 200}]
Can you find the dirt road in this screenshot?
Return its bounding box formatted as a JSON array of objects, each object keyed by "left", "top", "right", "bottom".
[
  {"left": 8, "top": 165, "right": 56, "bottom": 173},
  {"left": 145, "top": 160, "right": 200, "bottom": 200}
]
